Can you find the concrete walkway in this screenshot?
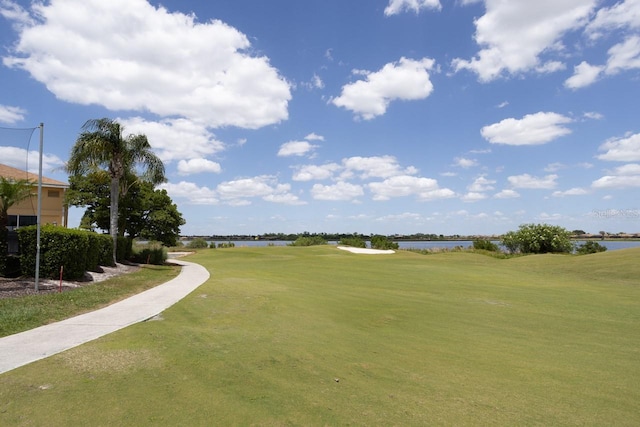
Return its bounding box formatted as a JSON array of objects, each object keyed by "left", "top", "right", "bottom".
[{"left": 0, "top": 258, "right": 209, "bottom": 375}]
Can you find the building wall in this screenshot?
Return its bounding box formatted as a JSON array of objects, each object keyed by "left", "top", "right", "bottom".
[{"left": 8, "top": 185, "right": 67, "bottom": 227}]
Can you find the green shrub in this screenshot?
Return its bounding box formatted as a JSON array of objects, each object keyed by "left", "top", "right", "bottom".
[
  {"left": 502, "top": 224, "right": 573, "bottom": 254},
  {"left": 472, "top": 239, "right": 500, "bottom": 252},
  {"left": 96, "top": 234, "right": 114, "bottom": 266},
  {"left": 85, "top": 232, "right": 101, "bottom": 272},
  {"left": 116, "top": 236, "right": 133, "bottom": 262},
  {"left": 576, "top": 240, "right": 607, "bottom": 255},
  {"left": 131, "top": 241, "right": 167, "bottom": 265},
  {"left": 338, "top": 236, "right": 366, "bottom": 248},
  {"left": 289, "top": 236, "right": 327, "bottom": 246},
  {"left": 370, "top": 235, "right": 399, "bottom": 250},
  {"left": 188, "top": 238, "right": 209, "bottom": 249},
  {"left": 18, "top": 225, "right": 89, "bottom": 280},
  {"left": 216, "top": 242, "right": 235, "bottom": 248}
]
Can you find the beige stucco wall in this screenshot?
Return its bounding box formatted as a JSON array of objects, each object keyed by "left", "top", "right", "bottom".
[{"left": 9, "top": 186, "right": 68, "bottom": 227}]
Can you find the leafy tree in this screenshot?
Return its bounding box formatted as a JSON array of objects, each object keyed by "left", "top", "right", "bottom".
[
  {"left": 0, "top": 177, "right": 33, "bottom": 275},
  {"left": 501, "top": 223, "right": 573, "bottom": 254},
  {"left": 66, "top": 118, "right": 166, "bottom": 263},
  {"left": 187, "top": 238, "right": 209, "bottom": 249},
  {"left": 289, "top": 236, "right": 327, "bottom": 246},
  {"left": 370, "top": 235, "right": 399, "bottom": 250},
  {"left": 67, "top": 173, "right": 184, "bottom": 246},
  {"left": 576, "top": 240, "right": 607, "bottom": 255}
]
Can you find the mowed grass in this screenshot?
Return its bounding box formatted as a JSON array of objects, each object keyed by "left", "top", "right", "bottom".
[
  {"left": 1, "top": 246, "right": 639, "bottom": 425},
  {"left": 0, "top": 264, "right": 180, "bottom": 337}
]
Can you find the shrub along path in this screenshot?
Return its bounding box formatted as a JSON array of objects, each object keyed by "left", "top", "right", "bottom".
[{"left": 0, "top": 258, "right": 209, "bottom": 374}]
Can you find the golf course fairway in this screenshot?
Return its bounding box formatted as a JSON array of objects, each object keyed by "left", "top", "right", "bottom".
[{"left": 1, "top": 246, "right": 638, "bottom": 425}]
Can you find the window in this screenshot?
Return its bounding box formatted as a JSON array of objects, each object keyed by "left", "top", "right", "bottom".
[{"left": 48, "top": 190, "right": 60, "bottom": 198}]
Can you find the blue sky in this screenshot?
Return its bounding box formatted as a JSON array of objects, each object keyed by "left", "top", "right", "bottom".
[{"left": 1, "top": 0, "right": 639, "bottom": 236}]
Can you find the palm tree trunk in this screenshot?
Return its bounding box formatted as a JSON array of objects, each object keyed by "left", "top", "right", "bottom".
[{"left": 110, "top": 177, "right": 119, "bottom": 265}]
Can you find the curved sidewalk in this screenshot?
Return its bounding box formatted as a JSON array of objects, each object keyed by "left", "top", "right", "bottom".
[{"left": 0, "top": 258, "right": 210, "bottom": 375}]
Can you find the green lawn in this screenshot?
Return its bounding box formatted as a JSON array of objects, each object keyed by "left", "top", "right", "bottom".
[{"left": 1, "top": 246, "right": 639, "bottom": 425}]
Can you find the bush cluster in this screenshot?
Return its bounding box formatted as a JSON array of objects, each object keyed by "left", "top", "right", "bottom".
[
  {"left": 338, "top": 236, "right": 366, "bottom": 248},
  {"left": 289, "top": 236, "right": 327, "bottom": 246},
  {"left": 187, "top": 238, "right": 209, "bottom": 249},
  {"left": 472, "top": 239, "right": 500, "bottom": 252},
  {"left": 576, "top": 240, "right": 607, "bottom": 255},
  {"left": 131, "top": 241, "right": 167, "bottom": 265},
  {"left": 18, "top": 225, "right": 114, "bottom": 280},
  {"left": 371, "top": 235, "right": 399, "bottom": 250},
  {"left": 502, "top": 224, "right": 573, "bottom": 254}
]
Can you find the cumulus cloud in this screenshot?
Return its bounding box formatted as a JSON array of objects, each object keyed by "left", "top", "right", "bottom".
[
  {"left": 332, "top": 57, "right": 435, "bottom": 120},
  {"left": 384, "top": 0, "right": 441, "bottom": 16},
  {"left": 277, "top": 140, "right": 318, "bottom": 157},
  {"left": 159, "top": 181, "right": 218, "bottom": 205},
  {"left": 461, "top": 192, "right": 487, "bottom": 202},
  {"left": 341, "top": 155, "right": 417, "bottom": 179},
  {"left": 177, "top": 158, "right": 222, "bottom": 176},
  {"left": 564, "top": 61, "right": 604, "bottom": 89},
  {"left": 481, "top": 112, "right": 573, "bottom": 145},
  {"left": 292, "top": 163, "right": 341, "bottom": 181},
  {"left": 0, "top": 104, "right": 26, "bottom": 124},
  {"left": 0, "top": 145, "right": 64, "bottom": 176},
  {"left": 2, "top": 0, "right": 291, "bottom": 129},
  {"left": 597, "top": 132, "right": 640, "bottom": 161},
  {"left": 585, "top": 0, "right": 640, "bottom": 40},
  {"left": 454, "top": 157, "right": 478, "bottom": 168},
  {"left": 494, "top": 189, "right": 520, "bottom": 199},
  {"left": 507, "top": 174, "right": 558, "bottom": 189},
  {"left": 119, "top": 117, "right": 225, "bottom": 163},
  {"left": 216, "top": 175, "right": 302, "bottom": 205},
  {"left": 468, "top": 176, "right": 496, "bottom": 192},
  {"left": 311, "top": 181, "right": 364, "bottom": 201},
  {"left": 552, "top": 187, "right": 589, "bottom": 197},
  {"left": 592, "top": 163, "right": 640, "bottom": 189},
  {"left": 368, "top": 175, "right": 455, "bottom": 201},
  {"left": 453, "top": 0, "right": 596, "bottom": 81}
]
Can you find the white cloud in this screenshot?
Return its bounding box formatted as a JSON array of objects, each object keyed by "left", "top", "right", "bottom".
[
  {"left": 494, "top": 189, "right": 520, "bottom": 199},
  {"left": 292, "top": 163, "right": 340, "bottom": 181},
  {"left": 461, "top": 192, "right": 487, "bottom": 202},
  {"left": 536, "top": 60, "right": 566, "bottom": 73},
  {"left": 585, "top": 0, "right": 640, "bottom": 40},
  {"left": 332, "top": 57, "right": 435, "bottom": 120},
  {"left": 453, "top": 0, "right": 596, "bottom": 81},
  {"left": 454, "top": 157, "right": 478, "bottom": 168},
  {"left": 0, "top": 104, "right": 26, "bottom": 124},
  {"left": 177, "top": 158, "right": 222, "bottom": 176},
  {"left": 584, "top": 111, "right": 604, "bottom": 120},
  {"left": 508, "top": 174, "right": 558, "bottom": 189},
  {"left": 597, "top": 132, "right": 640, "bottom": 161},
  {"left": 342, "top": 155, "right": 417, "bottom": 179},
  {"left": 159, "top": 181, "right": 218, "bottom": 205},
  {"left": 304, "top": 133, "right": 325, "bottom": 141},
  {"left": 552, "top": 187, "right": 588, "bottom": 197},
  {"left": 384, "top": 0, "right": 441, "bottom": 16},
  {"left": 605, "top": 35, "right": 640, "bottom": 75},
  {"left": 311, "top": 181, "right": 364, "bottom": 201},
  {"left": 592, "top": 163, "right": 640, "bottom": 189},
  {"left": 2, "top": 0, "right": 291, "bottom": 129},
  {"left": 564, "top": 61, "right": 604, "bottom": 89},
  {"left": 119, "top": 117, "right": 225, "bottom": 163},
  {"left": 0, "top": 146, "right": 63, "bottom": 176},
  {"left": 481, "top": 112, "right": 573, "bottom": 145},
  {"left": 368, "top": 175, "right": 455, "bottom": 201},
  {"left": 468, "top": 176, "right": 496, "bottom": 192},
  {"left": 277, "top": 140, "right": 318, "bottom": 157}
]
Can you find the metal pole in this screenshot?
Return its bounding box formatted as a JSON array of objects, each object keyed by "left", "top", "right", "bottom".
[{"left": 35, "top": 123, "right": 43, "bottom": 291}]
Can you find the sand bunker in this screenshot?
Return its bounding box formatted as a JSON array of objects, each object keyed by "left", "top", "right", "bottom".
[{"left": 336, "top": 246, "right": 395, "bottom": 255}]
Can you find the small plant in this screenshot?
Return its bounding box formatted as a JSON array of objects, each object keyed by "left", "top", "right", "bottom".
[
  {"left": 576, "top": 240, "right": 607, "bottom": 255},
  {"left": 216, "top": 242, "right": 236, "bottom": 248},
  {"left": 187, "top": 238, "right": 209, "bottom": 249}
]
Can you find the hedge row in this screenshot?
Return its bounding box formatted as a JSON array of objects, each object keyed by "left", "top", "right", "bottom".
[{"left": 18, "top": 225, "right": 115, "bottom": 280}]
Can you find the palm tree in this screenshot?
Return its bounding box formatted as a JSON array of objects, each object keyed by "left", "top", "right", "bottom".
[
  {"left": 0, "top": 177, "right": 34, "bottom": 275},
  {"left": 66, "top": 118, "right": 166, "bottom": 264}
]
